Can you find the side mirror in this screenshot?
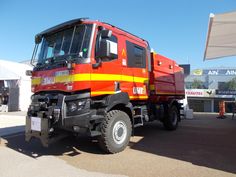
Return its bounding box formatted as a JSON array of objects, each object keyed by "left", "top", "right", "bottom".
[
  {"left": 92, "top": 58, "right": 102, "bottom": 69},
  {"left": 97, "top": 40, "right": 110, "bottom": 59},
  {"left": 93, "top": 29, "right": 117, "bottom": 68},
  {"left": 101, "top": 29, "right": 112, "bottom": 39},
  {"left": 35, "top": 35, "right": 42, "bottom": 44},
  {"left": 93, "top": 39, "right": 117, "bottom": 69},
  {"left": 26, "top": 70, "right": 32, "bottom": 76},
  {"left": 97, "top": 39, "right": 118, "bottom": 60}
]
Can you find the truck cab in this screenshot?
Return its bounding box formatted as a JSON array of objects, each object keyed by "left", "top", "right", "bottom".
[{"left": 26, "top": 18, "right": 184, "bottom": 153}]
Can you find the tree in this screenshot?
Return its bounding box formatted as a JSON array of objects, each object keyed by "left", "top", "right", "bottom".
[
  {"left": 226, "top": 77, "right": 236, "bottom": 90},
  {"left": 191, "top": 79, "right": 204, "bottom": 89}
]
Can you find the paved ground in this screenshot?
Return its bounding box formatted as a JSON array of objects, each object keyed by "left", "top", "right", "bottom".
[
  {"left": 1, "top": 112, "right": 236, "bottom": 177},
  {"left": 0, "top": 112, "right": 26, "bottom": 136}
]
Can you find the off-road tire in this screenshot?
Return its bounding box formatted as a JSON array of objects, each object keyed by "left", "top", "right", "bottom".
[
  {"left": 163, "top": 105, "right": 179, "bottom": 130},
  {"left": 98, "top": 110, "right": 132, "bottom": 154}
]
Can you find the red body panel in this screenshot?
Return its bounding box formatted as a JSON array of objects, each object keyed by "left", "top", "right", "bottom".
[
  {"left": 149, "top": 53, "right": 185, "bottom": 102},
  {"left": 31, "top": 20, "right": 184, "bottom": 102}
]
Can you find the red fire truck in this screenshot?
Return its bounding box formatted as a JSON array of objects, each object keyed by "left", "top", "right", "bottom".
[{"left": 26, "top": 18, "right": 185, "bottom": 153}]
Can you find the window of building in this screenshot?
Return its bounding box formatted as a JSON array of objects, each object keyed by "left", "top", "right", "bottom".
[
  {"left": 0, "top": 81, "right": 4, "bottom": 89},
  {"left": 126, "top": 41, "right": 146, "bottom": 68},
  {"left": 218, "top": 82, "right": 227, "bottom": 90},
  {"left": 185, "top": 81, "right": 207, "bottom": 89}
]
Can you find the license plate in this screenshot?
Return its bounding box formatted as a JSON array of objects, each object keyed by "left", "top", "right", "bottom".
[{"left": 31, "top": 117, "right": 41, "bottom": 131}]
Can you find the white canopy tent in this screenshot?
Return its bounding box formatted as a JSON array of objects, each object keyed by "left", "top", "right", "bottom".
[
  {"left": 0, "top": 60, "right": 32, "bottom": 111},
  {"left": 204, "top": 11, "right": 236, "bottom": 60}
]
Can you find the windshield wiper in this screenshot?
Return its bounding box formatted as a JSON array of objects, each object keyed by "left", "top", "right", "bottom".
[
  {"left": 34, "top": 62, "right": 46, "bottom": 70},
  {"left": 35, "top": 54, "right": 84, "bottom": 70}
]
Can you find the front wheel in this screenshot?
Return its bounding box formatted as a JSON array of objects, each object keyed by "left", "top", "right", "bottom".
[
  {"left": 163, "top": 105, "right": 179, "bottom": 130},
  {"left": 98, "top": 110, "right": 132, "bottom": 154}
]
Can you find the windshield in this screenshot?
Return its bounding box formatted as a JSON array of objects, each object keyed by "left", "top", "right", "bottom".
[{"left": 34, "top": 24, "right": 93, "bottom": 65}]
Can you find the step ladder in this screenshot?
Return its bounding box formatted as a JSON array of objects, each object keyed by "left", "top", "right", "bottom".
[{"left": 133, "top": 107, "right": 144, "bottom": 128}]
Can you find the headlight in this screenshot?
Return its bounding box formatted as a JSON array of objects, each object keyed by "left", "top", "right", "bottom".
[
  {"left": 66, "top": 100, "right": 87, "bottom": 114},
  {"left": 78, "top": 100, "right": 86, "bottom": 107},
  {"left": 68, "top": 102, "right": 77, "bottom": 112}
]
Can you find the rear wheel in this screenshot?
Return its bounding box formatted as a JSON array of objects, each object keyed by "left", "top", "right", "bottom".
[
  {"left": 163, "top": 105, "right": 179, "bottom": 130},
  {"left": 98, "top": 110, "right": 132, "bottom": 154}
]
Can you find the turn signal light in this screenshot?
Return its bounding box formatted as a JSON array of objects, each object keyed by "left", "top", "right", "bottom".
[{"left": 67, "top": 62, "right": 76, "bottom": 70}]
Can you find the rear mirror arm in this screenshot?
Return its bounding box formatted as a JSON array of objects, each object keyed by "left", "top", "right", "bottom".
[{"left": 92, "top": 58, "right": 102, "bottom": 69}]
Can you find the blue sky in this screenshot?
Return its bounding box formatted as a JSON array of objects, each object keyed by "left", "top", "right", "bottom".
[{"left": 0, "top": 0, "right": 235, "bottom": 70}]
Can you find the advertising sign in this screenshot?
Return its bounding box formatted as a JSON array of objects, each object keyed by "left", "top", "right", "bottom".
[
  {"left": 192, "top": 69, "right": 203, "bottom": 76},
  {"left": 216, "top": 90, "right": 236, "bottom": 95},
  {"left": 185, "top": 89, "right": 215, "bottom": 97},
  {"left": 186, "top": 89, "right": 236, "bottom": 98},
  {"left": 193, "top": 69, "right": 236, "bottom": 76}
]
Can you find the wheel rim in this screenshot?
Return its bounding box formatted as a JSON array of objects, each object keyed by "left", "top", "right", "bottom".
[{"left": 112, "top": 121, "right": 127, "bottom": 145}]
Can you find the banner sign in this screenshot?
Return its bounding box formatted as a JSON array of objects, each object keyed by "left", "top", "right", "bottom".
[
  {"left": 185, "top": 89, "right": 215, "bottom": 97},
  {"left": 193, "top": 69, "right": 236, "bottom": 76},
  {"left": 186, "top": 89, "right": 236, "bottom": 98},
  {"left": 216, "top": 90, "right": 236, "bottom": 95}
]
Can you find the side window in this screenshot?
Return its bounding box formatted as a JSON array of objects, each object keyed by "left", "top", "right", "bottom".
[
  {"left": 126, "top": 41, "right": 146, "bottom": 68},
  {"left": 95, "top": 33, "right": 118, "bottom": 61}
]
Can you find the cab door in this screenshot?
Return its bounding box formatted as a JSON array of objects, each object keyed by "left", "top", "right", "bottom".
[
  {"left": 90, "top": 28, "right": 122, "bottom": 97},
  {"left": 121, "top": 40, "right": 149, "bottom": 100}
]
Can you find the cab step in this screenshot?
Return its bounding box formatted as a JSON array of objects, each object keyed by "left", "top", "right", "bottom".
[{"left": 133, "top": 107, "right": 144, "bottom": 128}]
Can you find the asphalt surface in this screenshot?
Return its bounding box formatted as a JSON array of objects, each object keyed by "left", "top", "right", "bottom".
[
  {"left": 1, "top": 113, "right": 236, "bottom": 177},
  {"left": 0, "top": 112, "right": 25, "bottom": 136}
]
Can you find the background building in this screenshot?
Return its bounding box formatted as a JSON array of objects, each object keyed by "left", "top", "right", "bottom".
[
  {"left": 0, "top": 60, "right": 32, "bottom": 112},
  {"left": 185, "top": 67, "right": 236, "bottom": 112}
]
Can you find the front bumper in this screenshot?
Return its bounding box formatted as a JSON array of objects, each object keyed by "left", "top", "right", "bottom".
[
  {"left": 25, "top": 92, "right": 104, "bottom": 147},
  {"left": 25, "top": 116, "right": 52, "bottom": 147}
]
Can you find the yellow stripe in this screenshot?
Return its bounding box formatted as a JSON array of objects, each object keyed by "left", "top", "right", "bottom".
[
  {"left": 55, "top": 74, "right": 91, "bottom": 83},
  {"left": 72, "top": 74, "right": 91, "bottom": 81},
  {"left": 32, "top": 77, "right": 41, "bottom": 85},
  {"left": 122, "top": 75, "right": 148, "bottom": 83},
  {"left": 91, "top": 74, "right": 121, "bottom": 81},
  {"left": 91, "top": 91, "right": 116, "bottom": 95},
  {"left": 32, "top": 73, "right": 148, "bottom": 85},
  {"left": 129, "top": 95, "right": 148, "bottom": 99},
  {"left": 91, "top": 91, "right": 148, "bottom": 99},
  {"left": 54, "top": 75, "right": 72, "bottom": 83},
  {"left": 82, "top": 74, "right": 147, "bottom": 83}
]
